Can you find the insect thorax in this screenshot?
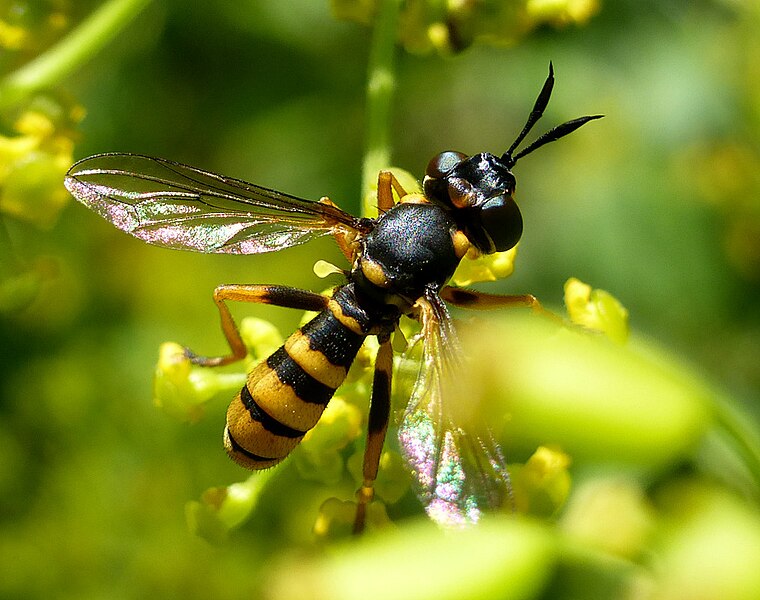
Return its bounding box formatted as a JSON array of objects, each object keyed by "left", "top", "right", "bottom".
[{"left": 354, "top": 202, "right": 460, "bottom": 304}]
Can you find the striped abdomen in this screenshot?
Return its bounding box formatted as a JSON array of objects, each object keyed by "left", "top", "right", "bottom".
[{"left": 224, "top": 298, "right": 366, "bottom": 470}]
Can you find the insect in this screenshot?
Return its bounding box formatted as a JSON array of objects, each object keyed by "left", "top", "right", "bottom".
[{"left": 64, "top": 64, "right": 601, "bottom": 533}]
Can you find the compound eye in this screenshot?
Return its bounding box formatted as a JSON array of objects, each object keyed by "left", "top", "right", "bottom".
[
  {"left": 480, "top": 195, "right": 523, "bottom": 252},
  {"left": 425, "top": 151, "right": 467, "bottom": 178},
  {"left": 447, "top": 177, "right": 475, "bottom": 208}
]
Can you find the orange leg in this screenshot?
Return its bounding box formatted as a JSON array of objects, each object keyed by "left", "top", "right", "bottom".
[
  {"left": 187, "top": 284, "right": 329, "bottom": 367},
  {"left": 440, "top": 287, "right": 543, "bottom": 312},
  {"left": 376, "top": 170, "right": 408, "bottom": 212},
  {"left": 353, "top": 334, "right": 393, "bottom": 534},
  {"left": 440, "top": 286, "right": 570, "bottom": 326},
  {"left": 327, "top": 171, "right": 407, "bottom": 262}
]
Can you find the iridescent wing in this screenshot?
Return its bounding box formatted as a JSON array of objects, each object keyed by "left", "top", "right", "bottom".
[
  {"left": 397, "top": 292, "right": 512, "bottom": 526},
  {"left": 64, "top": 153, "right": 364, "bottom": 254}
]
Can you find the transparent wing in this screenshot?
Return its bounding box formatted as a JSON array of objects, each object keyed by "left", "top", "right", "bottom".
[
  {"left": 64, "top": 153, "right": 363, "bottom": 254},
  {"left": 397, "top": 293, "right": 512, "bottom": 526}
]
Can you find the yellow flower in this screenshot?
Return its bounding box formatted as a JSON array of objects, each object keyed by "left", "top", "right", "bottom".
[
  {"left": 0, "top": 100, "right": 83, "bottom": 228},
  {"left": 564, "top": 277, "right": 629, "bottom": 344},
  {"left": 451, "top": 245, "right": 518, "bottom": 287}
]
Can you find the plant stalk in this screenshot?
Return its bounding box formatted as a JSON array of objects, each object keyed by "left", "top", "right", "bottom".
[
  {"left": 0, "top": 0, "right": 153, "bottom": 110},
  {"left": 361, "top": 0, "right": 402, "bottom": 214}
]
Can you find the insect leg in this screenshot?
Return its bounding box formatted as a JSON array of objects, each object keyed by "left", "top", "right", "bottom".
[
  {"left": 440, "top": 286, "right": 570, "bottom": 327},
  {"left": 319, "top": 196, "right": 358, "bottom": 262},
  {"left": 377, "top": 170, "right": 409, "bottom": 212},
  {"left": 440, "top": 287, "right": 543, "bottom": 312},
  {"left": 187, "top": 284, "right": 329, "bottom": 367},
  {"left": 353, "top": 334, "right": 393, "bottom": 534},
  {"left": 326, "top": 171, "right": 408, "bottom": 262}
]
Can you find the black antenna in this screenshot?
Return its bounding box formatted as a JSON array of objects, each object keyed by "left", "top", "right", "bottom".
[
  {"left": 503, "top": 62, "right": 556, "bottom": 165},
  {"left": 502, "top": 63, "right": 603, "bottom": 168}
]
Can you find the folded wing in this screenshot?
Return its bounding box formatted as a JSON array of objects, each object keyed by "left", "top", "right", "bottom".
[
  {"left": 398, "top": 292, "right": 512, "bottom": 526},
  {"left": 64, "top": 153, "right": 362, "bottom": 254}
]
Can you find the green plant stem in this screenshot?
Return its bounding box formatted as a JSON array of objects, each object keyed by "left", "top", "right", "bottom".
[
  {"left": 361, "top": 0, "right": 402, "bottom": 214},
  {"left": 0, "top": 0, "right": 153, "bottom": 110},
  {"left": 713, "top": 397, "right": 760, "bottom": 495},
  {"left": 0, "top": 214, "right": 19, "bottom": 277}
]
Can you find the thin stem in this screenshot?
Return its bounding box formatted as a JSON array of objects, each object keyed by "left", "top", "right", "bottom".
[
  {"left": 361, "top": 0, "right": 402, "bottom": 216},
  {"left": 0, "top": 214, "right": 19, "bottom": 277},
  {"left": 0, "top": 0, "right": 153, "bottom": 110},
  {"left": 713, "top": 397, "right": 760, "bottom": 495}
]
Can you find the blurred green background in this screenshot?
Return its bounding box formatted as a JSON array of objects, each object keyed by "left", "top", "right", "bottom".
[{"left": 1, "top": 1, "right": 759, "bottom": 598}]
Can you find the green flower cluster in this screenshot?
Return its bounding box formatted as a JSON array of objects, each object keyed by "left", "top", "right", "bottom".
[
  {"left": 0, "top": 95, "right": 82, "bottom": 313},
  {"left": 332, "top": 0, "right": 601, "bottom": 54},
  {"left": 0, "top": 96, "right": 82, "bottom": 228}
]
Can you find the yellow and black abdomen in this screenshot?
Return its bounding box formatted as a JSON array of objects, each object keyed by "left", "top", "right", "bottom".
[{"left": 224, "top": 297, "right": 366, "bottom": 470}]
